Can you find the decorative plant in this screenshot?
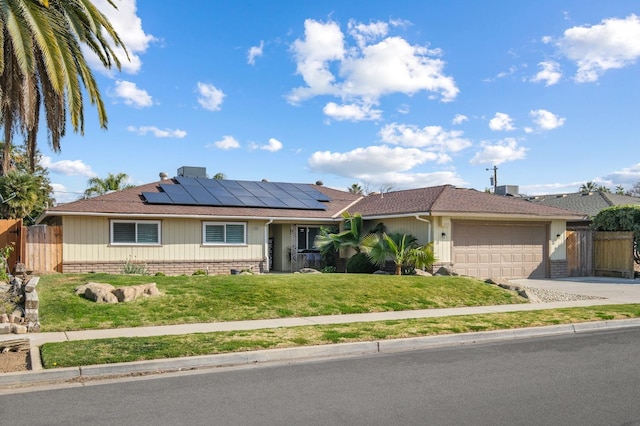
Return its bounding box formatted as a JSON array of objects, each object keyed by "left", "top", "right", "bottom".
[
  {"left": 361, "top": 232, "right": 435, "bottom": 275},
  {"left": 121, "top": 257, "right": 150, "bottom": 275}
]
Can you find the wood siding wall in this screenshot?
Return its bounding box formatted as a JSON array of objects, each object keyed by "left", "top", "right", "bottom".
[{"left": 61, "top": 216, "right": 265, "bottom": 262}]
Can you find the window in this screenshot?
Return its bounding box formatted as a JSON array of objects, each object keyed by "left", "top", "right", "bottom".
[
  {"left": 298, "top": 226, "right": 320, "bottom": 251},
  {"left": 203, "top": 222, "right": 246, "bottom": 245},
  {"left": 111, "top": 220, "right": 161, "bottom": 245}
]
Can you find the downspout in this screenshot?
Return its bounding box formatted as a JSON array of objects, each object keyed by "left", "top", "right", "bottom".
[
  {"left": 415, "top": 215, "right": 431, "bottom": 242},
  {"left": 264, "top": 219, "right": 273, "bottom": 272}
]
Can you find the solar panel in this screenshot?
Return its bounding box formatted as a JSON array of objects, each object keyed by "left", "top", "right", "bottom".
[
  {"left": 160, "top": 184, "right": 198, "bottom": 204},
  {"left": 142, "top": 177, "right": 330, "bottom": 210},
  {"left": 142, "top": 192, "right": 172, "bottom": 204}
]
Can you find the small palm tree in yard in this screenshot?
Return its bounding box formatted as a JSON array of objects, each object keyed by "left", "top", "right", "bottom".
[{"left": 361, "top": 232, "right": 435, "bottom": 275}]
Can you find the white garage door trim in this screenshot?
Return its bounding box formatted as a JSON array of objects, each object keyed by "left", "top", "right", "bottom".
[{"left": 451, "top": 221, "right": 548, "bottom": 279}]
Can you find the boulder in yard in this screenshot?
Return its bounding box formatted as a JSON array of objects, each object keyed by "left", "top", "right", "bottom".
[{"left": 112, "top": 283, "right": 160, "bottom": 302}]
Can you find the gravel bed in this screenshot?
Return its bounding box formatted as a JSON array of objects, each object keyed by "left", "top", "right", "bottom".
[{"left": 523, "top": 286, "right": 605, "bottom": 303}]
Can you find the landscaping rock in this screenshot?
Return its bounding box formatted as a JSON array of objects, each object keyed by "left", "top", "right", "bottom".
[
  {"left": 10, "top": 324, "right": 27, "bottom": 334},
  {"left": 434, "top": 266, "right": 457, "bottom": 276},
  {"left": 75, "top": 282, "right": 115, "bottom": 295},
  {"left": 414, "top": 269, "right": 432, "bottom": 277},
  {"left": 299, "top": 268, "right": 321, "bottom": 274},
  {"left": 79, "top": 283, "right": 118, "bottom": 304},
  {"left": 112, "top": 283, "right": 159, "bottom": 302}
]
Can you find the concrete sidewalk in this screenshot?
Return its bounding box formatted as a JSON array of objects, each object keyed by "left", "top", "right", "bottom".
[{"left": 2, "top": 277, "right": 640, "bottom": 388}]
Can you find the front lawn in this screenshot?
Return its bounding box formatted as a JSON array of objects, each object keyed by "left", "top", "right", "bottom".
[
  {"left": 37, "top": 273, "right": 527, "bottom": 332},
  {"left": 39, "top": 304, "right": 640, "bottom": 368}
]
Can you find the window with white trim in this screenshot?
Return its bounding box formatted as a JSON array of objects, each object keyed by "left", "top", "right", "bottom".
[
  {"left": 111, "top": 220, "right": 161, "bottom": 245},
  {"left": 203, "top": 222, "right": 246, "bottom": 245}
]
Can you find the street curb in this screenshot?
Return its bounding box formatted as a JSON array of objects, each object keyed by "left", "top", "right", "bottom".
[{"left": 2, "top": 318, "right": 640, "bottom": 388}]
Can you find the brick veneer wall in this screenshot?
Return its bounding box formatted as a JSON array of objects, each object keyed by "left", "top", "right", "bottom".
[
  {"left": 549, "top": 260, "right": 568, "bottom": 279},
  {"left": 63, "top": 260, "right": 266, "bottom": 276}
]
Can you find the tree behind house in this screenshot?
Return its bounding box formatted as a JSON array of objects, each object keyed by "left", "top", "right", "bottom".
[{"left": 84, "top": 173, "right": 134, "bottom": 198}]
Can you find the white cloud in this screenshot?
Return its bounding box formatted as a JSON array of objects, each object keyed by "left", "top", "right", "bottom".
[
  {"left": 309, "top": 145, "right": 439, "bottom": 176},
  {"left": 379, "top": 123, "right": 471, "bottom": 154},
  {"left": 112, "top": 80, "right": 153, "bottom": 107},
  {"left": 323, "top": 102, "right": 382, "bottom": 121},
  {"left": 209, "top": 135, "right": 240, "bottom": 150},
  {"left": 529, "top": 109, "right": 566, "bottom": 130},
  {"left": 288, "top": 19, "right": 458, "bottom": 105},
  {"left": 261, "top": 138, "right": 283, "bottom": 152},
  {"left": 197, "top": 82, "right": 225, "bottom": 111},
  {"left": 452, "top": 114, "right": 468, "bottom": 125},
  {"left": 603, "top": 163, "right": 640, "bottom": 186},
  {"left": 530, "top": 61, "right": 562, "bottom": 86},
  {"left": 91, "top": 0, "right": 157, "bottom": 74},
  {"left": 127, "top": 126, "right": 187, "bottom": 138},
  {"left": 488, "top": 112, "right": 515, "bottom": 131},
  {"left": 348, "top": 19, "right": 389, "bottom": 48},
  {"left": 357, "top": 170, "right": 466, "bottom": 189},
  {"left": 557, "top": 14, "right": 640, "bottom": 82},
  {"left": 469, "top": 138, "right": 527, "bottom": 165},
  {"left": 39, "top": 157, "right": 97, "bottom": 177},
  {"left": 248, "top": 40, "right": 264, "bottom": 65}
]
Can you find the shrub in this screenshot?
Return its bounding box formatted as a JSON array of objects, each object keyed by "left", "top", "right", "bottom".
[
  {"left": 192, "top": 269, "right": 207, "bottom": 276},
  {"left": 346, "top": 252, "right": 377, "bottom": 274},
  {"left": 121, "top": 257, "right": 150, "bottom": 275},
  {"left": 154, "top": 272, "right": 166, "bottom": 277}
]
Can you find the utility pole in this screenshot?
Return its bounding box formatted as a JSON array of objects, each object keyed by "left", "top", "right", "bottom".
[{"left": 486, "top": 166, "right": 498, "bottom": 193}]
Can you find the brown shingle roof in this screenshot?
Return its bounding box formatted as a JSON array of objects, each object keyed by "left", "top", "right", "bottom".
[
  {"left": 41, "top": 180, "right": 361, "bottom": 222},
  {"left": 40, "top": 181, "right": 586, "bottom": 223},
  {"left": 349, "top": 185, "right": 586, "bottom": 219}
]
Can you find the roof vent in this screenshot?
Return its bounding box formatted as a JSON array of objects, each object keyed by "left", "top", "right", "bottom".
[
  {"left": 315, "top": 180, "right": 323, "bottom": 186},
  {"left": 159, "top": 172, "right": 169, "bottom": 180},
  {"left": 177, "top": 166, "right": 207, "bottom": 178},
  {"left": 495, "top": 185, "right": 519, "bottom": 196}
]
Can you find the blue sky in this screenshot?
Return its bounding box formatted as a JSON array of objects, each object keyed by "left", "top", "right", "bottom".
[{"left": 40, "top": 1, "right": 640, "bottom": 203}]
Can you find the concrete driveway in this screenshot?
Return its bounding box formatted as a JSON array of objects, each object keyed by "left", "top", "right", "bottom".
[{"left": 511, "top": 276, "right": 640, "bottom": 304}]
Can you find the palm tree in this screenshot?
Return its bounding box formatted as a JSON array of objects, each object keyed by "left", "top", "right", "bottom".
[
  {"left": 0, "top": 0, "right": 128, "bottom": 174},
  {"left": 0, "top": 171, "right": 41, "bottom": 219},
  {"left": 315, "top": 212, "right": 366, "bottom": 254},
  {"left": 84, "top": 172, "right": 134, "bottom": 198},
  {"left": 348, "top": 183, "right": 363, "bottom": 195},
  {"left": 361, "top": 232, "right": 435, "bottom": 275},
  {"left": 579, "top": 182, "right": 598, "bottom": 192}
]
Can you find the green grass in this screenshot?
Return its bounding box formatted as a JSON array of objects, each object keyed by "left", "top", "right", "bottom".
[
  {"left": 39, "top": 304, "right": 640, "bottom": 368},
  {"left": 37, "top": 273, "right": 527, "bottom": 332}
]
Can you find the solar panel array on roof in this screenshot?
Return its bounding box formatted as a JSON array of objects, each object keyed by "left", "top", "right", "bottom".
[{"left": 141, "top": 177, "right": 330, "bottom": 210}]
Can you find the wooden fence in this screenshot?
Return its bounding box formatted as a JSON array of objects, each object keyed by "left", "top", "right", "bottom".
[
  {"left": 593, "top": 231, "right": 635, "bottom": 278},
  {"left": 24, "top": 225, "right": 63, "bottom": 273},
  {"left": 567, "top": 230, "right": 635, "bottom": 278},
  {"left": 0, "top": 219, "right": 24, "bottom": 273}
]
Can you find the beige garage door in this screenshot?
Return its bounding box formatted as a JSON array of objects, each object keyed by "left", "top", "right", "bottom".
[{"left": 451, "top": 221, "right": 547, "bottom": 279}]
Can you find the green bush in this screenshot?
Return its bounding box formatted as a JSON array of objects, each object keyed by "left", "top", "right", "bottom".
[
  {"left": 192, "top": 269, "right": 207, "bottom": 276},
  {"left": 346, "top": 252, "right": 377, "bottom": 274},
  {"left": 154, "top": 272, "right": 166, "bottom": 277},
  {"left": 121, "top": 258, "right": 150, "bottom": 275}
]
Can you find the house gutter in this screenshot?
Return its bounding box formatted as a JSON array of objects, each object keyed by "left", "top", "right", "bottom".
[
  {"left": 36, "top": 211, "right": 342, "bottom": 224},
  {"left": 264, "top": 219, "right": 273, "bottom": 272},
  {"left": 414, "top": 215, "right": 432, "bottom": 242}
]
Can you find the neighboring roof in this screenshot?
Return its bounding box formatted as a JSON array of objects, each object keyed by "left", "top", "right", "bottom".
[
  {"left": 351, "top": 185, "right": 586, "bottom": 220},
  {"left": 38, "top": 181, "right": 586, "bottom": 224},
  {"left": 527, "top": 191, "right": 640, "bottom": 217},
  {"left": 39, "top": 179, "right": 361, "bottom": 223}
]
